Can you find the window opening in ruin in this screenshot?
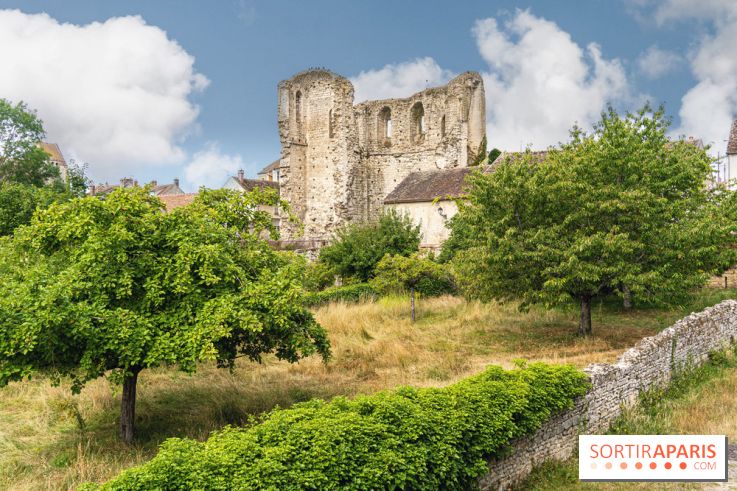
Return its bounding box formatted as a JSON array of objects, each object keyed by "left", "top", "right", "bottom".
[
  {"left": 379, "top": 107, "right": 392, "bottom": 141},
  {"left": 411, "top": 102, "right": 425, "bottom": 143},
  {"left": 295, "top": 90, "right": 303, "bottom": 137}
]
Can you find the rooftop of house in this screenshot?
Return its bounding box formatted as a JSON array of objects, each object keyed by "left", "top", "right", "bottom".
[
  {"left": 383, "top": 167, "right": 480, "bottom": 205},
  {"left": 89, "top": 178, "right": 183, "bottom": 196},
  {"left": 230, "top": 170, "right": 279, "bottom": 192},
  {"left": 257, "top": 160, "right": 280, "bottom": 175},
  {"left": 729, "top": 120, "right": 737, "bottom": 155},
  {"left": 158, "top": 193, "right": 197, "bottom": 212},
  {"left": 39, "top": 142, "right": 66, "bottom": 166}
]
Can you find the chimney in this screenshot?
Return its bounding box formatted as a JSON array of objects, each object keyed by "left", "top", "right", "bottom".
[
  {"left": 237, "top": 169, "right": 245, "bottom": 181},
  {"left": 90, "top": 184, "right": 96, "bottom": 195},
  {"left": 150, "top": 180, "right": 158, "bottom": 187},
  {"left": 174, "top": 178, "right": 180, "bottom": 188}
]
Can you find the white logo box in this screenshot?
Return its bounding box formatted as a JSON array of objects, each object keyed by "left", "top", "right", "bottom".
[{"left": 579, "top": 435, "right": 728, "bottom": 482}]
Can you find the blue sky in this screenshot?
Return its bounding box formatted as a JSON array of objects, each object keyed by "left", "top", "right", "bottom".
[{"left": 0, "top": 0, "right": 735, "bottom": 191}]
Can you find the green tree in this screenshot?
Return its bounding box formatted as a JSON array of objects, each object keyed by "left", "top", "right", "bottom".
[
  {"left": 450, "top": 105, "right": 737, "bottom": 335},
  {"left": 319, "top": 209, "right": 420, "bottom": 282},
  {"left": 0, "top": 99, "right": 60, "bottom": 186},
  {"left": 0, "top": 182, "right": 66, "bottom": 236},
  {"left": 0, "top": 187, "right": 330, "bottom": 443},
  {"left": 488, "top": 147, "right": 502, "bottom": 164},
  {"left": 371, "top": 254, "right": 454, "bottom": 321}
]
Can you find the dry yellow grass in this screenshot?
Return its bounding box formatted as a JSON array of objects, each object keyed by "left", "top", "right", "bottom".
[{"left": 1, "top": 290, "right": 735, "bottom": 490}]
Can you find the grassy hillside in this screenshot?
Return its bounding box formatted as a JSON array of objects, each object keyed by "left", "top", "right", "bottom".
[{"left": 1, "top": 289, "right": 735, "bottom": 490}]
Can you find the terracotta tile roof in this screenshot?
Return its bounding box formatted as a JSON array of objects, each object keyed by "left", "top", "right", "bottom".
[
  {"left": 729, "top": 120, "right": 737, "bottom": 155},
  {"left": 258, "top": 159, "right": 280, "bottom": 175},
  {"left": 39, "top": 142, "right": 66, "bottom": 165},
  {"left": 384, "top": 167, "right": 477, "bottom": 204},
  {"left": 158, "top": 193, "right": 197, "bottom": 212}
]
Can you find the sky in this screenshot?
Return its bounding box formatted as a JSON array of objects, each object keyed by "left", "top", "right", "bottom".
[{"left": 0, "top": 0, "right": 736, "bottom": 191}]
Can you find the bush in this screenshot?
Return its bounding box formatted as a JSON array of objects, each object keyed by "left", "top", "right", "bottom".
[
  {"left": 370, "top": 254, "right": 456, "bottom": 297},
  {"left": 318, "top": 210, "right": 420, "bottom": 282},
  {"left": 89, "top": 363, "right": 589, "bottom": 490},
  {"left": 304, "top": 283, "right": 376, "bottom": 307}
]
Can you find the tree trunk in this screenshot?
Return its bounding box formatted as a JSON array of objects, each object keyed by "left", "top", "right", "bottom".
[
  {"left": 410, "top": 286, "right": 416, "bottom": 322},
  {"left": 623, "top": 285, "right": 632, "bottom": 310},
  {"left": 120, "top": 368, "right": 140, "bottom": 444},
  {"left": 578, "top": 295, "right": 592, "bottom": 336}
]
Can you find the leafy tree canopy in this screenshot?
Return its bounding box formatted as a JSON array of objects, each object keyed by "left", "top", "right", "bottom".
[
  {"left": 0, "top": 99, "right": 60, "bottom": 186},
  {"left": 0, "top": 187, "right": 330, "bottom": 442},
  {"left": 319, "top": 209, "right": 420, "bottom": 282},
  {"left": 450, "top": 105, "right": 737, "bottom": 335}
]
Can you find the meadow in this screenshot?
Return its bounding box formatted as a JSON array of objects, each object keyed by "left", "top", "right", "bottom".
[{"left": 2, "top": 289, "right": 735, "bottom": 490}]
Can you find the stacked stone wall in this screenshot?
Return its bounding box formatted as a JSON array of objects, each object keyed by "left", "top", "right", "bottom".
[{"left": 479, "top": 300, "right": 737, "bottom": 490}]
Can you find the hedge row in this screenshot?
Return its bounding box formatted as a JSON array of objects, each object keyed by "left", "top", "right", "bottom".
[
  {"left": 304, "top": 283, "right": 376, "bottom": 307},
  {"left": 87, "top": 362, "right": 589, "bottom": 490}
]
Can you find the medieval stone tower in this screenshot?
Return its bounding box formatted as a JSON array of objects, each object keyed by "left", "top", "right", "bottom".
[{"left": 277, "top": 68, "right": 485, "bottom": 241}]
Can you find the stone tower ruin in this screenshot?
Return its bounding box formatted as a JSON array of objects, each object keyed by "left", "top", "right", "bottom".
[{"left": 277, "top": 68, "right": 485, "bottom": 241}]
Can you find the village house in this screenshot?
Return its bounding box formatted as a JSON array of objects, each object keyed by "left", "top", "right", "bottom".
[
  {"left": 89, "top": 178, "right": 185, "bottom": 197},
  {"left": 39, "top": 142, "right": 68, "bottom": 182}
]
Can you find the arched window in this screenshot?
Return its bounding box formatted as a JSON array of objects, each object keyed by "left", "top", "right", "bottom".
[
  {"left": 295, "top": 90, "right": 303, "bottom": 137},
  {"left": 378, "top": 107, "right": 392, "bottom": 141},
  {"left": 329, "top": 109, "right": 335, "bottom": 138},
  {"left": 440, "top": 115, "right": 446, "bottom": 138},
  {"left": 410, "top": 102, "right": 425, "bottom": 143}
]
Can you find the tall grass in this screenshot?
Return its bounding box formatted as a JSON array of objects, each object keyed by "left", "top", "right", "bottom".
[{"left": 1, "top": 289, "right": 735, "bottom": 490}]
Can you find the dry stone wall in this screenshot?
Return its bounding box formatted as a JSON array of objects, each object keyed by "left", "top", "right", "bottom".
[{"left": 479, "top": 299, "right": 737, "bottom": 490}]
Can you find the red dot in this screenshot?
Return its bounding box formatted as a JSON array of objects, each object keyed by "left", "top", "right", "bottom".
[
  {"left": 680, "top": 462, "right": 687, "bottom": 470},
  {"left": 620, "top": 462, "right": 628, "bottom": 469},
  {"left": 665, "top": 462, "right": 672, "bottom": 470},
  {"left": 650, "top": 462, "right": 657, "bottom": 469},
  {"left": 635, "top": 462, "right": 643, "bottom": 469},
  {"left": 606, "top": 462, "right": 613, "bottom": 469}
]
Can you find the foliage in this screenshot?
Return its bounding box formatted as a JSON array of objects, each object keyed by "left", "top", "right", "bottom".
[
  {"left": 449, "top": 105, "right": 737, "bottom": 335},
  {"left": 0, "top": 99, "right": 60, "bottom": 186},
  {"left": 304, "top": 283, "right": 376, "bottom": 307},
  {"left": 0, "top": 181, "right": 66, "bottom": 236},
  {"left": 0, "top": 187, "right": 330, "bottom": 441},
  {"left": 371, "top": 254, "right": 456, "bottom": 297},
  {"left": 488, "top": 147, "right": 502, "bottom": 165},
  {"left": 471, "top": 136, "right": 488, "bottom": 166},
  {"left": 304, "top": 260, "right": 337, "bottom": 292},
  {"left": 319, "top": 209, "right": 420, "bottom": 282},
  {"left": 88, "top": 362, "right": 589, "bottom": 491}
]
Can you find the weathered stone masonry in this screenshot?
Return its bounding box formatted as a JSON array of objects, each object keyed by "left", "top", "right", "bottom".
[
  {"left": 479, "top": 300, "right": 737, "bottom": 490},
  {"left": 277, "top": 69, "right": 485, "bottom": 241}
]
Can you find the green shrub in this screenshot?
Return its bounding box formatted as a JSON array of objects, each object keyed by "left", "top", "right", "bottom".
[
  {"left": 371, "top": 254, "right": 456, "bottom": 297},
  {"left": 304, "top": 283, "right": 376, "bottom": 307},
  {"left": 318, "top": 210, "right": 420, "bottom": 282},
  {"left": 87, "top": 362, "right": 589, "bottom": 490}
]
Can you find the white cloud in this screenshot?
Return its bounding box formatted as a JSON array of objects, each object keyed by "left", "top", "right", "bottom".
[
  {"left": 637, "top": 46, "right": 682, "bottom": 79},
  {"left": 473, "top": 11, "right": 632, "bottom": 151},
  {"left": 350, "top": 57, "right": 454, "bottom": 103},
  {"left": 184, "top": 142, "right": 243, "bottom": 190},
  {"left": 632, "top": 1, "right": 737, "bottom": 148},
  {"left": 0, "top": 9, "right": 208, "bottom": 181}
]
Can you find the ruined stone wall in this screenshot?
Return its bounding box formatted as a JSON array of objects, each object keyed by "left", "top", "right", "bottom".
[
  {"left": 278, "top": 70, "right": 362, "bottom": 240},
  {"left": 479, "top": 300, "right": 737, "bottom": 490},
  {"left": 277, "top": 69, "right": 485, "bottom": 241},
  {"left": 355, "top": 72, "right": 485, "bottom": 220}
]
